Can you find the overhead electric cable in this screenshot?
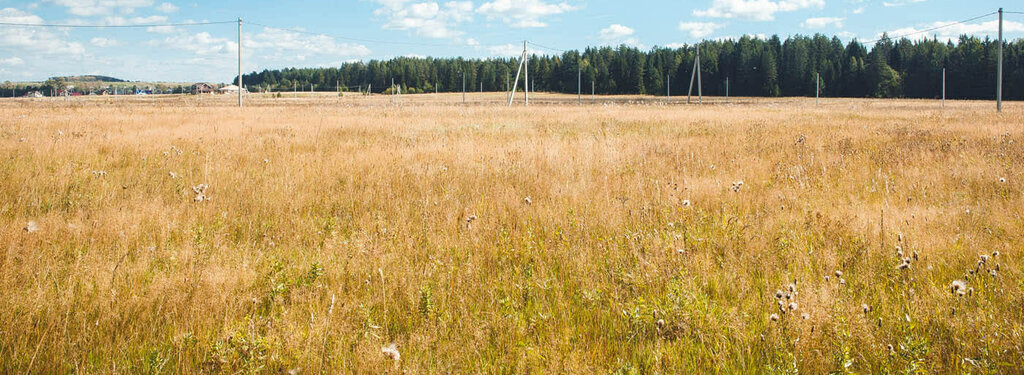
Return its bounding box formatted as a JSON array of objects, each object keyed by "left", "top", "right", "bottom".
[
  {"left": 0, "top": 20, "right": 236, "bottom": 28},
  {"left": 862, "top": 11, "right": 997, "bottom": 44}
]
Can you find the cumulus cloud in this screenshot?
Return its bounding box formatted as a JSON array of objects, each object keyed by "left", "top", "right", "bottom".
[
  {"left": 0, "top": 8, "right": 86, "bottom": 55},
  {"left": 678, "top": 21, "right": 725, "bottom": 38},
  {"left": 98, "top": 14, "right": 167, "bottom": 25},
  {"left": 0, "top": 57, "right": 25, "bottom": 66},
  {"left": 694, "top": 0, "right": 825, "bottom": 21},
  {"left": 44, "top": 0, "right": 156, "bottom": 16},
  {"left": 245, "top": 28, "right": 372, "bottom": 59},
  {"left": 882, "top": 0, "right": 925, "bottom": 7},
  {"left": 90, "top": 37, "right": 119, "bottom": 47},
  {"left": 155, "top": 2, "right": 178, "bottom": 13},
  {"left": 489, "top": 43, "right": 523, "bottom": 57},
  {"left": 801, "top": 17, "right": 844, "bottom": 29},
  {"left": 372, "top": 0, "right": 473, "bottom": 39},
  {"left": 599, "top": 24, "right": 634, "bottom": 40},
  {"left": 477, "top": 0, "right": 576, "bottom": 28}
]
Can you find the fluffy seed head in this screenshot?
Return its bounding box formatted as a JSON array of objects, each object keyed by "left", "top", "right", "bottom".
[
  {"left": 950, "top": 280, "right": 967, "bottom": 294},
  {"left": 769, "top": 313, "right": 779, "bottom": 322},
  {"left": 862, "top": 304, "right": 871, "bottom": 314},
  {"left": 381, "top": 344, "right": 400, "bottom": 361}
]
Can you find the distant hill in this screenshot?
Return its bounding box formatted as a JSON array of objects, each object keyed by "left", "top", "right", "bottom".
[{"left": 52, "top": 75, "right": 125, "bottom": 83}]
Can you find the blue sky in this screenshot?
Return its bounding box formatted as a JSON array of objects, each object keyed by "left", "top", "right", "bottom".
[{"left": 0, "top": 0, "right": 1022, "bottom": 82}]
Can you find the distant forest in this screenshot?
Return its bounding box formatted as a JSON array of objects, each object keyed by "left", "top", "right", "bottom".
[{"left": 241, "top": 34, "right": 1024, "bottom": 100}]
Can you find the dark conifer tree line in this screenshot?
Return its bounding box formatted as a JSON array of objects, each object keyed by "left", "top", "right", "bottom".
[{"left": 240, "top": 34, "right": 1024, "bottom": 99}]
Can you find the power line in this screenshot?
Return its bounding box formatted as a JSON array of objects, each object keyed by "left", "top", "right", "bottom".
[
  {"left": 0, "top": 20, "right": 236, "bottom": 28},
  {"left": 528, "top": 41, "right": 566, "bottom": 53},
  {"left": 862, "top": 11, "right": 997, "bottom": 44}
]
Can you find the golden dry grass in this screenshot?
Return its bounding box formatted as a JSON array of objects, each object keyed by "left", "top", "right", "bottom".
[{"left": 1, "top": 94, "right": 1022, "bottom": 373}]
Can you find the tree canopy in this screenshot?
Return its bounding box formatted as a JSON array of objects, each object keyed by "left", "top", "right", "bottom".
[{"left": 240, "top": 33, "right": 1022, "bottom": 100}]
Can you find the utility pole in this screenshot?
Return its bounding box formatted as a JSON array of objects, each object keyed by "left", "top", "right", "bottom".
[
  {"left": 816, "top": 73, "right": 820, "bottom": 106},
  {"left": 525, "top": 41, "right": 529, "bottom": 106},
  {"left": 592, "top": 81, "right": 595, "bottom": 101},
  {"left": 942, "top": 68, "right": 946, "bottom": 108},
  {"left": 687, "top": 43, "right": 702, "bottom": 104},
  {"left": 578, "top": 61, "right": 582, "bottom": 105},
  {"left": 235, "top": 17, "right": 241, "bottom": 108},
  {"left": 667, "top": 75, "right": 670, "bottom": 99},
  {"left": 997, "top": 7, "right": 1003, "bottom": 113},
  {"left": 462, "top": 71, "right": 466, "bottom": 104},
  {"left": 726, "top": 77, "right": 729, "bottom": 104}
]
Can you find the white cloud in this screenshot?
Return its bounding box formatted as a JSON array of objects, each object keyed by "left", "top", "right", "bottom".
[
  {"left": 0, "top": 57, "right": 25, "bottom": 66},
  {"left": 837, "top": 31, "right": 857, "bottom": 40},
  {"left": 155, "top": 2, "right": 178, "bottom": 13},
  {"left": 98, "top": 14, "right": 167, "bottom": 25},
  {"left": 801, "top": 16, "right": 844, "bottom": 29},
  {"left": 0, "top": 8, "right": 86, "bottom": 56},
  {"left": 245, "top": 28, "right": 372, "bottom": 58},
  {"left": 599, "top": 24, "right": 634, "bottom": 40},
  {"left": 477, "top": 0, "right": 576, "bottom": 28},
  {"left": 465, "top": 38, "right": 480, "bottom": 46},
  {"left": 44, "top": 0, "right": 156, "bottom": 16},
  {"left": 372, "top": 0, "right": 473, "bottom": 39},
  {"left": 694, "top": 0, "right": 825, "bottom": 21},
  {"left": 882, "top": 0, "right": 925, "bottom": 7},
  {"left": 852, "top": 7, "right": 864, "bottom": 14},
  {"left": 146, "top": 25, "right": 176, "bottom": 33},
  {"left": 149, "top": 32, "right": 235, "bottom": 56},
  {"left": 489, "top": 43, "right": 523, "bottom": 57},
  {"left": 90, "top": 37, "right": 118, "bottom": 47},
  {"left": 880, "top": 19, "right": 1024, "bottom": 41},
  {"left": 678, "top": 21, "right": 725, "bottom": 38}
]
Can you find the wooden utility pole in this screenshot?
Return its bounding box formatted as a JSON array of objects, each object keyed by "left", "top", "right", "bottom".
[
  {"left": 997, "top": 7, "right": 1003, "bottom": 112},
  {"left": 687, "top": 43, "right": 702, "bottom": 104},
  {"left": 237, "top": 18, "right": 242, "bottom": 108}
]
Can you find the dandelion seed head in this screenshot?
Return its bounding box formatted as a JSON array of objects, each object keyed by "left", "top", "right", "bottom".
[
  {"left": 524, "top": 196, "right": 532, "bottom": 205},
  {"left": 770, "top": 313, "right": 779, "bottom": 322},
  {"left": 682, "top": 199, "right": 691, "bottom": 207},
  {"left": 788, "top": 302, "right": 798, "bottom": 311},
  {"left": 950, "top": 280, "right": 967, "bottom": 295},
  {"left": 998, "top": 177, "right": 1006, "bottom": 183},
  {"left": 24, "top": 221, "right": 39, "bottom": 233},
  {"left": 381, "top": 343, "right": 400, "bottom": 362},
  {"left": 834, "top": 270, "right": 843, "bottom": 278},
  {"left": 862, "top": 304, "right": 871, "bottom": 314},
  {"left": 801, "top": 313, "right": 810, "bottom": 320},
  {"left": 775, "top": 290, "right": 783, "bottom": 299}
]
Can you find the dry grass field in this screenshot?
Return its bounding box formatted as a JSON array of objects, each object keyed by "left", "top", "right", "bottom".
[{"left": 1, "top": 93, "right": 1022, "bottom": 373}]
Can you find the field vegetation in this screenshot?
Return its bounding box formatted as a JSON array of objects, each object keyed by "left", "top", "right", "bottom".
[{"left": 1, "top": 94, "right": 1022, "bottom": 373}]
